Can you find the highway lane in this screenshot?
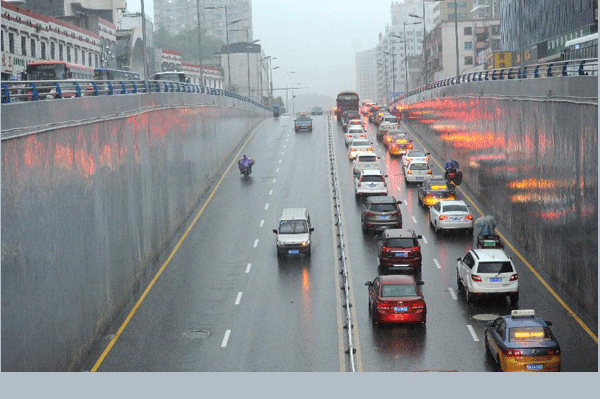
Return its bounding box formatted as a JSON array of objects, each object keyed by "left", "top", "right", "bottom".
[
  {"left": 84, "top": 112, "right": 597, "bottom": 372},
  {"left": 85, "top": 114, "right": 346, "bottom": 371},
  {"left": 336, "top": 115, "right": 597, "bottom": 372}
]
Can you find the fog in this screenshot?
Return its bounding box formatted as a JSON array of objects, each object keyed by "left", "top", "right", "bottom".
[{"left": 128, "top": 1, "right": 392, "bottom": 100}]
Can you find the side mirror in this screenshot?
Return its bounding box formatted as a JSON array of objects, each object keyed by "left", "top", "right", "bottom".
[
  {"left": 272, "top": 229, "right": 278, "bottom": 234},
  {"left": 309, "top": 227, "right": 315, "bottom": 233},
  {"left": 456, "top": 257, "right": 462, "bottom": 261},
  {"left": 364, "top": 281, "right": 373, "bottom": 286},
  {"left": 384, "top": 174, "right": 388, "bottom": 178},
  {"left": 545, "top": 320, "right": 553, "bottom": 326},
  {"left": 417, "top": 281, "right": 425, "bottom": 286},
  {"left": 396, "top": 201, "right": 402, "bottom": 204}
]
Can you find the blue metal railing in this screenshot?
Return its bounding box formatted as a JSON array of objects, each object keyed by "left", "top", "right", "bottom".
[
  {"left": 393, "top": 58, "right": 598, "bottom": 103},
  {"left": 1, "top": 78, "right": 271, "bottom": 111}
]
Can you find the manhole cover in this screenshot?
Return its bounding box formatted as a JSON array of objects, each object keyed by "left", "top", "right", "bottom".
[
  {"left": 472, "top": 314, "right": 499, "bottom": 321},
  {"left": 183, "top": 330, "right": 211, "bottom": 339}
]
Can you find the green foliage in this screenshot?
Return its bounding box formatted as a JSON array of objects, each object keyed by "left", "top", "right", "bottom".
[
  {"left": 154, "top": 25, "right": 225, "bottom": 64},
  {"left": 274, "top": 96, "right": 286, "bottom": 113}
]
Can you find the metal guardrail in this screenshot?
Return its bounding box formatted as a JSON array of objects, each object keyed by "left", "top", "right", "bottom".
[
  {"left": 1, "top": 78, "right": 270, "bottom": 111},
  {"left": 327, "top": 114, "right": 357, "bottom": 372},
  {"left": 396, "top": 58, "right": 598, "bottom": 102}
]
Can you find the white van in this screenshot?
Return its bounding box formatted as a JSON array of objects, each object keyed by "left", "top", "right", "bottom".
[{"left": 273, "top": 208, "right": 314, "bottom": 257}]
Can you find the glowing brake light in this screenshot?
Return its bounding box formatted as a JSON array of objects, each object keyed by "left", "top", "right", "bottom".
[
  {"left": 471, "top": 274, "right": 482, "bottom": 282},
  {"left": 439, "top": 215, "right": 448, "bottom": 220},
  {"left": 510, "top": 273, "right": 519, "bottom": 281},
  {"left": 505, "top": 349, "right": 523, "bottom": 357},
  {"left": 377, "top": 302, "right": 390, "bottom": 310},
  {"left": 465, "top": 215, "right": 473, "bottom": 220}
]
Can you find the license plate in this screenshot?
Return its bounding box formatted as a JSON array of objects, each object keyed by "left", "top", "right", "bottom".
[
  {"left": 489, "top": 277, "right": 502, "bottom": 282},
  {"left": 288, "top": 249, "right": 300, "bottom": 254},
  {"left": 415, "top": 177, "right": 424, "bottom": 180},
  {"left": 379, "top": 215, "right": 391, "bottom": 220},
  {"left": 395, "top": 252, "right": 407, "bottom": 257},
  {"left": 450, "top": 216, "right": 463, "bottom": 221},
  {"left": 394, "top": 307, "right": 408, "bottom": 312},
  {"left": 526, "top": 364, "right": 543, "bottom": 371},
  {"left": 368, "top": 183, "right": 375, "bottom": 187}
]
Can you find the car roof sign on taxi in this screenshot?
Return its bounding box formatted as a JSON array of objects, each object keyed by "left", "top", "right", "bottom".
[{"left": 511, "top": 309, "right": 535, "bottom": 317}]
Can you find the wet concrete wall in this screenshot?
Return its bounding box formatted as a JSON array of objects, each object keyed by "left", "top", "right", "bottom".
[
  {"left": 1, "top": 93, "right": 269, "bottom": 371},
  {"left": 400, "top": 76, "right": 597, "bottom": 312}
]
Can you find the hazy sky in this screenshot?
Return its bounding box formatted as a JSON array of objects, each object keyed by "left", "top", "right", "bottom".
[{"left": 128, "top": 1, "right": 394, "bottom": 99}]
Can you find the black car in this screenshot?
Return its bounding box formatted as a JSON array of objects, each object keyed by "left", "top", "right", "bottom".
[
  {"left": 341, "top": 110, "right": 360, "bottom": 129},
  {"left": 378, "top": 228, "right": 423, "bottom": 275},
  {"left": 361, "top": 196, "right": 402, "bottom": 232}
]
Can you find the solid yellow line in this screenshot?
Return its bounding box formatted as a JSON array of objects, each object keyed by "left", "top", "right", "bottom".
[
  {"left": 91, "top": 122, "right": 264, "bottom": 372},
  {"left": 408, "top": 125, "right": 598, "bottom": 345}
]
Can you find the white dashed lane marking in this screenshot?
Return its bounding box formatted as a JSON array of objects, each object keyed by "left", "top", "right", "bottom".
[
  {"left": 221, "top": 330, "right": 231, "bottom": 347},
  {"left": 412, "top": 216, "right": 418, "bottom": 224},
  {"left": 234, "top": 292, "right": 243, "bottom": 305},
  {"left": 276, "top": 168, "right": 279, "bottom": 173},
  {"left": 448, "top": 287, "right": 457, "bottom": 300},
  {"left": 273, "top": 178, "right": 277, "bottom": 183},
  {"left": 269, "top": 190, "right": 273, "bottom": 196},
  {"left": 253, "top": 239, "right": 259, "bottom": 248},
  {"left": 421, "top": 236, "right": 428, "bottom": 244},
  {"left": 467, "top": 325, "right": 480, "bottom": 342},
  {"left": 259, "top": 220, "right": 264, "bottom": 227},
  {"left": 245, "top": 263, "right": 252, "bottom": 273},
  {"left": 264, "top": 203, "right": 269, "bottom": 210},
  {"left": 433, "top": 259, "right": 441, "bottom": 269}
]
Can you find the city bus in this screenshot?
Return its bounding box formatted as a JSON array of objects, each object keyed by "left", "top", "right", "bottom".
[
  {"left": 94, "top": 68, "right": 141, "bottom": 81},
  {"left": 562, "top": 33, "right": 598, "bottom": 60},
  {"left": 150, "top": 71, "right": 187, "bottom": 83},
  {"left": 25, "top": 61, "right": 94, "bottom": 81},
  {"left": 335, "top": 90, "right": 360, "bottom": 118}
]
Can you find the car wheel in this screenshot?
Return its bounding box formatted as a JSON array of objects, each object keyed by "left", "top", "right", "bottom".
[
  {"left": 509, "top": 292, "right": 519, "bottom": 306},
  {"left": 434, "top": 222, "right": 440, "bottom": 235},
  {"left": 378, "top": 263, "right": 385, "bottom": 275},
  {"left": 467, "top": 228, "right": 474, "bottom": 236},
  {"left": 361, "top": 222, "right": 368, "bottom": 233},
  {"left": 415, "top": 265, "right": 422, "bottom": 276},
  {"left": 457, "top": 272, "right": 463, "bottom": 291},
  {"left": 484, "top": 335, "right": 492, "bottom": 356},
  {"left": 277, "top": 249, "right": 283, "bottom": 259},
  {"left": 465, "top": 288, "right": 472, "bottom": 303},
  {"left": 306, "top": 247, "right": 311, "bottom": 257}
]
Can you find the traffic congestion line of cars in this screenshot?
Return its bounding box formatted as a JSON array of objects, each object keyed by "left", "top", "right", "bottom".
[{"left": 339, "top": 105, "right": 560, "bottom": 370}]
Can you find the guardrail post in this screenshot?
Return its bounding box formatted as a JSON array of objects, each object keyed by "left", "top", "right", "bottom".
[
  {"left": 119, "top": 81, "right": 127, "bottom": 94},
  {"left": 534, "top": 65, "right": 540, "bottom": 78},
  {"left": 2, "top": 82, "right": 10, "bottom": 103},
  {"left": 561, "top": 62, "right": 568, "bottom": 76},
  {"left": 579, "top": 61, "right": 587, "bottom": 75},
  {"left": 54, "top": 82, "right": 63, "bottom": 99},
  {"left": 131, "top": 81, "right": 138, "bottom": 94},
  {"left": 73, "top": 81, "right": 82, "bottom": 97},
  {"left": 90, "top": 81, "right": 99, "bottom": 96},
  {"left": 107, "top": 81, "right": 114, "bottom": 95}
]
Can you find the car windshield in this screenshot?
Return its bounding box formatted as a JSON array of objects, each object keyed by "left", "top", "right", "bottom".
[
  {"left": 384, "top": 117, "right": 398, "bottom": 123},
  {"left": 410, "top": 163, "right": 429, "bottom": 170},
  {"left": 381, "top": 284, "right": 418, "bottom": 297},
  {"left": 297, "top": 116, "right": 311, "bottom": 121},
  {"left": 477, "top": 261, "right": 514, "bottom": 274},
  {"left": 509, "top": 327, "right": 552, "bottom": 342},
  {"left": 357, "top": 156, "right": 377, "bottom": 162},
  {"left": 361, "top": 175, "right": 384, "bottom": 182},
  {"left": 370, "top": 203, "right": 396, "bottom": 212},
  {"left": 442, "top": 205, "right": 468, "bottom": 213},
  {"left": 429, "top": 183, "right": 448, "bottom": 190},
  {"left": 408, "top": 151, "right": 426, "bottom": 157},
  {"left": 385, "top": 238, "right": 415, "bottom": 248},
  {"left": 352, "top": 141, "right": 369, "bottom": 146},
  {"left": 278, "top": 220, "right": 308, "bottom": 234}
]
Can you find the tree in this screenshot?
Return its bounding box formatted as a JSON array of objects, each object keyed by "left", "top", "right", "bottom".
[{"left": 273, "top": 96, "right": 286, "bottom": 113}]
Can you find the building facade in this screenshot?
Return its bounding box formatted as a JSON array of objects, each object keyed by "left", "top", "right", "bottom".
[
  {"left": 1, "top": 0, "right": 108, "bottom": 79},
  {"left": 218, "top": 41, "right": 267, "bottom": 100},
  {"left": 22, "top": 0, "right": 125, "bottom": 23},
  {"left": 500, "top": 0, "right": 598, "bottom": 63},
  {"left": 154, "top": 0, "right": 253, "bottom": 44},
  {"left": 355, "top": 48, "right": 378, "bottom": 103}
]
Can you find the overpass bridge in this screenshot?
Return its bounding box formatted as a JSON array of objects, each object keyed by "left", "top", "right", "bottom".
[{"left": 1, "top": 64, "right": 597, "bottom": 371}]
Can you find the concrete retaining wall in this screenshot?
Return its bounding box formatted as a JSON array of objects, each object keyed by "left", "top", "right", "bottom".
[
  {"left": 1, "top": 93, "right": 268, "bottom": 371},
  {"left": 401, "top": 76, "right": 597, "bottom": 312}
]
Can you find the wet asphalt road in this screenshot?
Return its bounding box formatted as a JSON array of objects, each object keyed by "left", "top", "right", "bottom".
[{"left": 85, "top": 114, "right": 597, "bottom": 372}]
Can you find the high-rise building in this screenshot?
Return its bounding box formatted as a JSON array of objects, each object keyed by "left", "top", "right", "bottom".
[
  {"left": 500, "top": 0, "right": 598, "bottom": 63},
  {"left": 154, "top": 0, "right": 252, "bottom": 44},
  {"left": 355, "top": 48, "right": 378, "bottom": 103}
]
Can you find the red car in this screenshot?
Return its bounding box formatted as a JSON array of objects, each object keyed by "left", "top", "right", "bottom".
[
  {"left": 377, "top": 228, "right": 423, "bottom": 275},
  {"left": 365, "top": 275, "right": 426, "bottom": 325}
]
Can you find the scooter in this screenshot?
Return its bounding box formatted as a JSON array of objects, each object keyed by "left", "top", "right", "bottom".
[
  {"left": 445, "top": 167, "right": 463, "bottom": 186},
  {"left": 240, "top": 164, "right": 252, "bottom": 176}
]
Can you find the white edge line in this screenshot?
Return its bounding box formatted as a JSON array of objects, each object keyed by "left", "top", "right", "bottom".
[
  {"left": 448, "top": 287, "right": 457, "bottom": 300},
  {"left": 433, "top": 258, "right": 441, "bottom": 269},
  {"left": 221, "top": 330, "right": 231, "bottom": 347},
  {"left": 467, "top": 325, "right": 480, "bottom": 342},
  {"left": 234, "top": 292, "right": 243, "bottom": 305},
  {"left": 245, "top": 263, "right": 252, "bottom": 273}
]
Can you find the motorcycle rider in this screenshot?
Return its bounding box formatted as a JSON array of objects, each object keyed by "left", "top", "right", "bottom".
[
  {"left": 444, "top": 159, "right": 461, "bottom": 186},
  {"left": 238, "top": 154, "right": 255, "bottom": 174}
]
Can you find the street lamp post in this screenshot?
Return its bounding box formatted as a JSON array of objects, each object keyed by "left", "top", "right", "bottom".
[
  {"left": 196, "top": 0, "right": 203, "bottom": 86},
  {"left": 269, "top": 57, "right": 278, "bottom": 106},
  {"left": 285, "top": 71, "right": 295, "bottom": 111},
  {"left": 205, "top": 5, "right": 241, "bottom": 90},
  {"left": 140, "top": 0, "right": 149, "bottom": 80},
  {"left": 377, "top": 60, "right": 387, "bottom": 104},
  {"left": 231, "top": 28, "right": 259, "bottom": 98},
  {"left": 454, "top": 0, "right": 460, "bottom": 79}
]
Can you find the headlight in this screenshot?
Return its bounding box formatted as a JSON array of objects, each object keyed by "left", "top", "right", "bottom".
[
  {"left": 277, "top": 241, "right": 285, "bottom": 247},
  {"left": 301, "top": 240, "right": 310, "bottom": 247}
]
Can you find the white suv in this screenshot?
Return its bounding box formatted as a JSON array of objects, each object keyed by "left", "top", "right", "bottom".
[
  {"left": 354, "top": 169, "right": 388, "bottom": 199},
  {"left": 456, "top": 249, "right": 519, "bottom": 305}
]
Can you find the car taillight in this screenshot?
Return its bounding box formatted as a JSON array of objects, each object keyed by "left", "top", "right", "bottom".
[
  {"left": 408, "top": 143, "right": 414, "bottom": 149},
  {"left": 392, "top": 211, "right": 401, "bottom": 216},
  {"left": 412, "top": 301, "right": 425, "bottom": 310},
  {"left": 366, "top": 211, "right": 375, "bottom": 217},
  {"left": 351, "top": 147, "right": 356, "bottom": 152},
  {"left": 439, "top": 215, "right": 448, "bottom": 220},
  {"left": 471, "top": 274, "right": 482, "bottom": 282},
  {"left": 465, "top": 215, "right": 473, "bottom": 220},
  {"left": 377, "top": 302, "right": 390, "bottom": 310},
  {"left": 510, "top": 273, "right": 519, "bottom": 281},
  {"left": 368, "top": 147, "right": 373, "bottom": 151},
  {"left": 346, "top": 135, "right": 351, "bottom": 138},
  {"left": 505, "top": 349, "right": 523, "bottom": 357},
  {"left": 361, "top": 134, "right": 366, "bottom": 138},
  {"left": 407, "top": 170, "right": 412, "bottom": 174},
  {"left": 547, "top": 348, "right": 561, "bottom": 356},
  {"left": 427, "top": 170, "right": 432, "bottom": 174}
]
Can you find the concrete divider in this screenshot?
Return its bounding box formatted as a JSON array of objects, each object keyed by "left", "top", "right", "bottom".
[
  {"left": 400, "top": 76, "right": 598, "bottom": 313},
  {"left": 1, "top": 94, "right": 269, "bottom": 371}
]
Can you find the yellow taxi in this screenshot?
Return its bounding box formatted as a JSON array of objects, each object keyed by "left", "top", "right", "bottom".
[
  {"left": 417, "top": 178, "right": 456, "bottom": 207},
  {"left": 484, "top": 309, "right": 561, "bottom": 372}
]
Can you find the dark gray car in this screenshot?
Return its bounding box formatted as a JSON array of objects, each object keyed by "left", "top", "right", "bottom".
[{"left": 361, "top": 196, "right": 402, "bottom": 232}]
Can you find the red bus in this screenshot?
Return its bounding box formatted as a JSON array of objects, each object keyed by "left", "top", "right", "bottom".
[
  {"left": 25, "top": 61, "right": 94, "bottom": 81},
  {"left": 335, "top": 90, "right": 359, "bottom": 118}
]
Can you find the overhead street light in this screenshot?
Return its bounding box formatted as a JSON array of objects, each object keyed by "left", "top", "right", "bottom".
[
  {"left": 400, "top": 21, "right": 421, "bottom": 93},
  {"left": 231, "top": 28, "right": 260, "bottom": 98},
  {"left": 205, "top": 5, "right": 242, "bottom": 90}
]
